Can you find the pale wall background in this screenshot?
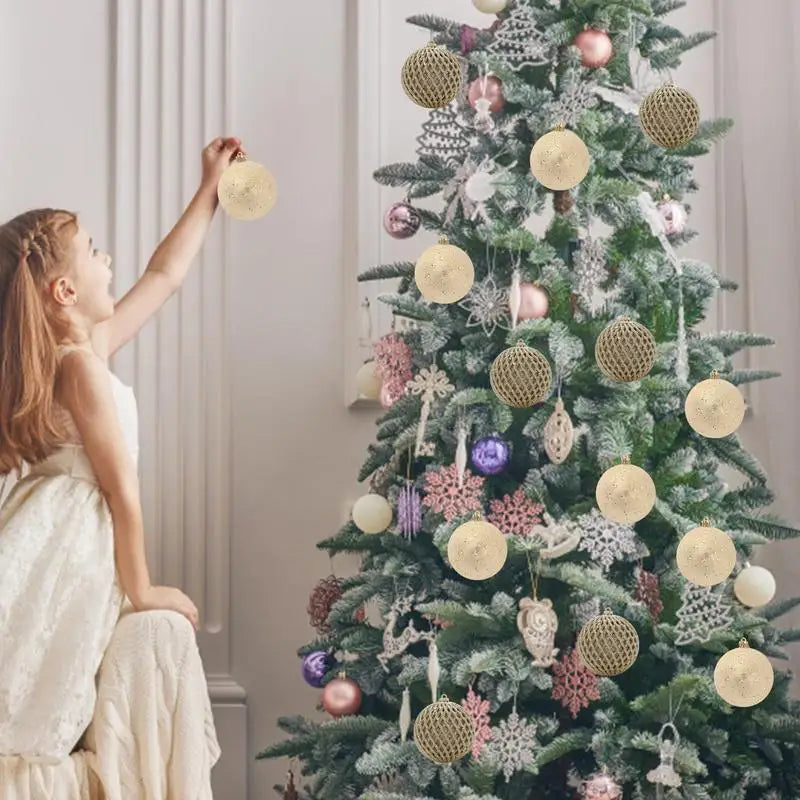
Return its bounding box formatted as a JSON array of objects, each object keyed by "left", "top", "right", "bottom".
[{"left": 1, "top": 1, "right": 799, "bottom": 798}]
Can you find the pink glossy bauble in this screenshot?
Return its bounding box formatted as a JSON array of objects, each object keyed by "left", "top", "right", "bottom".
[
  {"left": 573, "top": 28, "right": 613, "bottom": 69},
  {"left": 321, "top": 676, "right": 362, "bottom": 717},
  {"left": 468, "top": 75, "right": 505, "bottom": 114},
  {"left": 517, "top": 283, "right": 549, "bottom": 321},
  {"left": 383, "top": 201, "right": 421, "bottom": 239}
]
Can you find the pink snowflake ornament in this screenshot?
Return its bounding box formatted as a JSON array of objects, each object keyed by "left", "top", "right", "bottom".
[
  {"left": 422, "top": 464, "right": 485, "bottom": 522},
  {"left": 487, "top": 487, "right": 544, "bottom": 537},
  {"left": 552, "top": 648, "right": 600, "bottom": 719},
  {"left": 461, "top": 686, "right": 492, "bottom": 758},
  {"left": 634, "top": 568, "right": 663, "bottom": 622}
]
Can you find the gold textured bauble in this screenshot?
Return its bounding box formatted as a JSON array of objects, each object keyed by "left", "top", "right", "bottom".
[
  {"left": 447, "top": 514, "right": 507, "bottom": 580},
  {"left": 676, "top": 518, "right": 736, "bottom": 587},
  {"left": 355, "top": 361, "right": 381, "bottom": 400},
  {"left": 352, "top": 493, "right": 393, "bottom": 534},
  {"left": 414, "top": 694, "right": 475, "bottom": 764},
  {"left": 489, "top": 341, "right": 552, "bottom": 408},
  {"left": 595, "top": 316, "right": 656, "bottom": 382},
  {"left": 401, "top": 42, "right": 463, "bottom": 109},
  {"left": 577, "top": 609, "right": 639, "bottom": 676},
  {"left": 530, "top": 123, "right": 591, "bottom": 190},
  {"left": 714, "top": 639, "right": 774, "bottom": 707},
  {"left": 638, "top": 81, "right": 700, "bottom": 149},
  {"left": 684, "top": 371, "right": 745, "bottom": 438},
  {"left": 595, "top": 457, "right": 656, "bottom": 524},
  {"left": 217, "top": 153, "right": 277, "bottom": 220},
  {"left": 415, "top": 236, "right": 475, "bottom": 304}
]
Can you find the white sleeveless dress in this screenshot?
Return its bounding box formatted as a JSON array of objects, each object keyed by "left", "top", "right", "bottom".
[{"left": 0, "top": 350, "right": 135, "bottom": 760}]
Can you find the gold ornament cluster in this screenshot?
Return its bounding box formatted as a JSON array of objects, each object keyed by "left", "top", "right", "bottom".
[
  {"left": 595, "top": 317, "right": 656, "bottom": 382},
  {"left": 402, "top": 43, "right": 463, "bottom": 109},
  {"left": 577, "top": 609, "right": 640, "bottom": 676},
  {"left": 413, "top": 695, "right": 475, "bottom": 763},
  {"left": 490, "top": 341, "right": 552, "bottom": 408},
  {"left": 639, "top": 82, "right": 700, "bottom": 149}
]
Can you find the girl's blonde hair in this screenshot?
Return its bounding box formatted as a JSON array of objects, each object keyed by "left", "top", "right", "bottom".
[{"left": 0, "top": 209, "right": 79, "bottom": 472}]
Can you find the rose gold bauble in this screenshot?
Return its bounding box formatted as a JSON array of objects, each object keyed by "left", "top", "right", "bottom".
[
  {"left": 468, "top": 75, "right": 505, "bottom": 114},
  {"left": 573, "top": 28, "right": 613, "bottom": 69},
  {"left": 517, "top": 283, "right": 549, "bottom": 320},
  {"left": 322, "top": 674, "right": 362, "bottom": 717}
]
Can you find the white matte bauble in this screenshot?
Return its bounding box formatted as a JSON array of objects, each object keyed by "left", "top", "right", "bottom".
[
  {"left": 355, "top": 361, "right": 381, "bottom": 400},
  {"left": 595, "top": 458, "right": 656, "bottom": 524},
  {"left": 352, "top": 493, "right": 393, "bottom": 534},
  {"left": 714, "top": 639, "right": 774, "bottom": 707},
  {"left": 472, "top": 0, "right": 507, "bottom": 12},
  {"left": 685, "top": 372, "right": 745, "bottom": 438},
  {"left": 464, "top": 171, "right": 495, "bottom": 203},
  {"left": 217, "top": 153, "right": 277, "bottom": 220},
  {"left": 734, "top": 565, "right": 776, "bottom": 608},
  {"left": 676, "top": 519, "right": 736, "bottom": 587}
]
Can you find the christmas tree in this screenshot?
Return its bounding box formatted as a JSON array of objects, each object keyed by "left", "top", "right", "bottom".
[{"left": 258, "top": 2, "right": 800, "bottom": 797}]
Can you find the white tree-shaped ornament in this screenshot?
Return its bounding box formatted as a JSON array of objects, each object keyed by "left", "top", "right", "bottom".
[
  {"left": 486, "top": 4, "right": 555, "bottom": 71},
  {"left": 406, "top": 364, "right": 455, "bottom": 457},
  {"left": 674, "top": 582, "right": 733, "bottom": 646},
  {"left": 416, "top": 104, "right": 472, "bottom": 165}
]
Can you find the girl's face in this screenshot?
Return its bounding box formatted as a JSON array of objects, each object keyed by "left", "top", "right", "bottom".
[{"left": 52, "top": 225, "right": 114, "bottom": 323}]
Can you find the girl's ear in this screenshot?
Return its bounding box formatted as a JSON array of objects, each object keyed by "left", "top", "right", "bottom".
[{"left": 50, "top": 277, "right": 78, "bottom": 307}]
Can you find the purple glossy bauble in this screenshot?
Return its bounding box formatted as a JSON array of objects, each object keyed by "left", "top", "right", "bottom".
[
  {"left": 471, "top": 435, "right": 511, "bottom": 475},
  {"left": 383, "top": 201, "right": 421, "bottom": 239},
  {"left": 301, "top": 650, "right": 333, "bottom": 688}
]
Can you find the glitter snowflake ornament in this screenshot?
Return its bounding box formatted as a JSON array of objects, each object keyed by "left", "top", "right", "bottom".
[
  {"left": 458, "top": 276, "right": 511, "bottom": 337},
  {"left": 574, "top": 509, "right": 639, "bottom": 572},
  {"left": 397, "top": 481, "right": 422, "bottom": 539},
  {"left": 461, "top": 686, "right": 492, "bottom": 758},
  {"left": 487, "top": 4, "right": 555, "bottom": 71},
  {"left": 675, "top": 582, "right": 733, "bottom": 646},
  {"left": 487, "top": 487, "right": 544, "bottom": 537},
  {"left": 486, "top": 706, "right": 539, "bottom": 782},
  {"left": 573, "top": 238, "right": 607, "bottom": 306},
  {"left": 634, "top": 568, "right": 664, "bottom": 622},
  {"left": 549, "top": 78, "right": 599, "bottom": 127},
  {"left": 422, "top": 464, "right": 485, "bottom": 522},
  {"left": 552, "top": 648, "right": 600, "bottom": 718}
]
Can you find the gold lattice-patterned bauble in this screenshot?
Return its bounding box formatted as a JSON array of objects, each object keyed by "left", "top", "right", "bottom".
[
  {"left": 447, "top": 513, "right": 507, "bottom": 580},
  {"left": 217, "top": 152, "right": 277, "bottom": 220},
  {"left": 684, "top": 371, "right": 745, "bottom": 438},
  {"left": 577, "top": 609, "right": 639, "bottom": 676},
  {"left": 413, "top": 694, "right": 475, "bottom": 764},
  {"left": 638, "top": 81, "right": 700, "bottom": 149},
  {"left": 595, "top": 316, "right": 656, "bottom": 382},
  {"left": 530, "top": 123, "right": 590, "bottom": 190},
  {"left": 401, "top": 42, "right": 463, "bottom": 109},
  {"left": 489, "top": 341, "right": 552, "bottom": 408},
  {"left": 595, "top": 456, "right": 656, "bottom": 524},
  {"left": 415, "top": 236, "right": 475, "bottom": 304},
  {"left": 676, "top": 518, "right": 736, "bottom": 587},
  {"left": 714, "top": 639, "right": 774, "bottom": 707}
]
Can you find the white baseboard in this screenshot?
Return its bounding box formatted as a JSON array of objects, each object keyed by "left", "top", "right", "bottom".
[{"left": 209, "top": 676, "right": 248, "bottom": 798}]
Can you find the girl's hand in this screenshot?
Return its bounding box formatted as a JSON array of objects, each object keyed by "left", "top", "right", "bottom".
[
  {"left": 201, "top": 136, "right": 243, "bottom": 189},
  {"left": 135, "top": 585, "right": 199, "bottom": 631}
]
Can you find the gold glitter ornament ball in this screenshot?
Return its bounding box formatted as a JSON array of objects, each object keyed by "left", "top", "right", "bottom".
[
  {"left": 595, "top": 457, "right": 656, "bottom": 524},
  {"left": 676, "top": 518, "right": 736, "bottom": 587},
  {"left": 577, "top": 609, "right": 639, "bottom": 676},
  {"left": 447, "top": 514, "right": 507, "bottom": 580},
  {"left": 714, "top": 639, "right": 774, "bottom": 707},
  {"left": 415, "top": 237, "right": 474, "bottom": 304},
  {"left": 685, "top": 371, "right": 745, "bottom": 438},
  {"left": 638, "top": 81, "right": 700, "bottom": 149},
  {"left": 401, "top": 42, "right": 463, "bottom": 109},
  {"left": 414, "top": 695, "right": 475, "bottom": 764},
  {"left": 217, "top": 153, "right": 277, "bottom": 220},
  {"left": 595, "top": 316, "right": 656, "bottom": 382},
  {"left": 530, "top": 123, "right": 591, "bottom": 190},
  {"left": 489, "top": 341, "right": 552, "bottom": 408}
]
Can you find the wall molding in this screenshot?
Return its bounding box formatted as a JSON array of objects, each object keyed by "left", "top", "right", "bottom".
[{"left": 110, "top": 0, "right": 245, "bottom": 793}]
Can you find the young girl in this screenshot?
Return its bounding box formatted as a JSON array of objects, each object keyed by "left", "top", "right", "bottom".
[{"left": 0, "top": 136, "right": 241, "bottom": 797}]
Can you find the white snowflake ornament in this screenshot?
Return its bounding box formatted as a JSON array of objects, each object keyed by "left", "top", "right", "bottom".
[
  {"left": 549, "top": 78, "right": 599, "bottom": 127},
  {"left": 573, "top": 238, "right": 607, "bottom": 306},
  {"left": 486, "top": 706, "right": 539, "bottom": 782},
  {"left": 573, "top": 509, "right": 640, "bottom": 572},
  {"left": 458, "top": 276, "right": 510, "bottom": 337}
]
